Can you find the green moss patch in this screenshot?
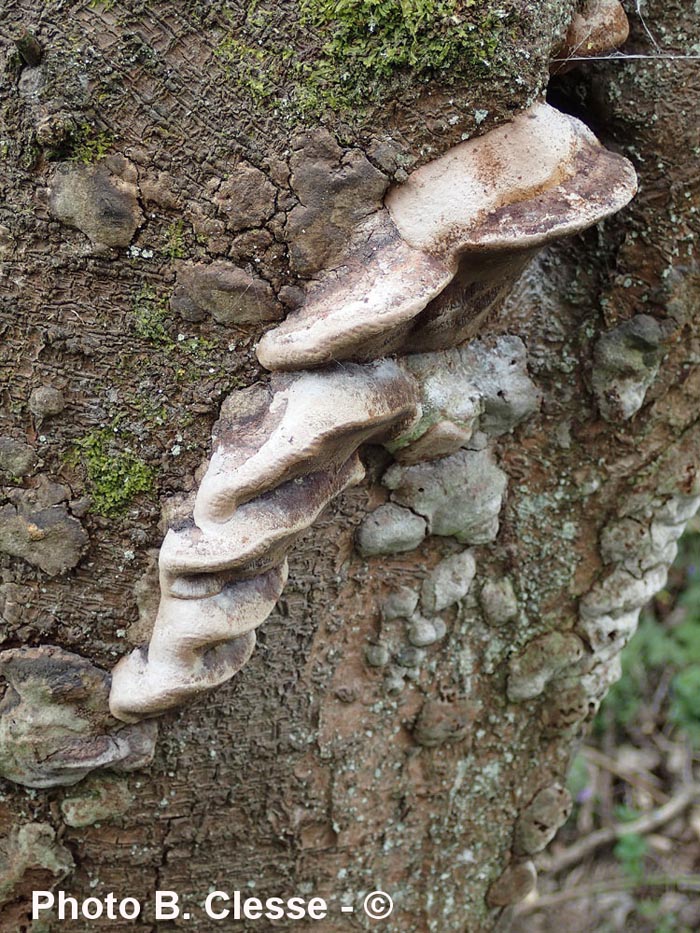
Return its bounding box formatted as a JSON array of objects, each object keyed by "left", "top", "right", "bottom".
[
  {"left": 215, "top": 0, "right": 515, "bottom": 116},
  {"left": 71, "top": 427, "right": 155, "bottom": 516},
  {"left": 132, "top": 287, "right": 174, "bottom": 347},
  {"left": 69, "top": 122, "right": 113, "bottom": 164},
  {"left": 301, "top": 0, "right": 508, "bottom": 82}
]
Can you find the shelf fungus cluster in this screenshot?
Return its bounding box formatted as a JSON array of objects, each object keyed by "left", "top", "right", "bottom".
[
  {"left": 0, "top": 102, "right": 638, "bottom": 785},
  {"left": 108, "top": 102, "right": 636, "bottom": 725}
]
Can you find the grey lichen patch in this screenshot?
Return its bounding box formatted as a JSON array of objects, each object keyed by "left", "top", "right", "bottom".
[
  {"left": 591, "top": 314, "right": 667, "bottom": 421},
  {"left": 48, "top": 154, "right": 143, "bottom": 249},
  {"left": 0, "top": 822, "right": 74, "bottom": 909},
  {"left": 412, "top": 697, "right": 476, "bottom": 748},
  {"left": 421, "top": 549, "right": 476, "bottom": 613},
  {"left": 507, "top": 631, "right": 585, "bottom": 702},
  {"left": 486, "top": 859, "right": 537, "bottom": 908},
  {"left": 480, "top": 577, "right": 519, "bottom": 626},
  {"left": 0, "top": 437, "right": 36, "bottom": 478},
  {"left": 396, "top": 337, "right": 541, "bottom": 458},
  {"left": 514, "top": 783, "right": 572, "bottom": 855},
  {"left": 356, "top": 502, "right": 427, "bottom": 556},
  {"left": 0, "top": 487, "right": 88, "bottom": 576},
  {"left": 510, "top": 486, "right": 586, "bottom": 608},
  {"left": 384, "top": 447, "right": 507, "bottom": 545},
  {"left": 286, "top": 129, "right": 388, "bottom": 275},
  {"left": 0, "top": 646, "right": 157, "bottom": 788},
  {"left": 171, "top": 260, "right": 283, "bottom": 325},
  {"left": 28, "top": 385, "right": 65, "bottom": 420},
  {"left": 381, "top": 585, "right": 419, "bottom": 620},
  {"left": 61, "top": 775, "right": 134, "bottom": 827}
]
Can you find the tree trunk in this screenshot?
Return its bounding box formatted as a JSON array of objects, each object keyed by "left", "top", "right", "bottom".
[{"left": 0, "top": 0, "right": 698, "bottom": 930}]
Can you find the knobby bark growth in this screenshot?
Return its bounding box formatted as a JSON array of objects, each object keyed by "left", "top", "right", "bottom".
[{"left": 0, "top": 0, "right": 698, "bottom": 931}]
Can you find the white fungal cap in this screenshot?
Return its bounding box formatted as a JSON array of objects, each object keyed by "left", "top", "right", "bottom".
[
  {"left": 109, "top": 362, "right": 420, "bottom": 723},
  {"left": 195, "top": 360, "right": 418, "bottom": 526},
  {"left": 256, "top": 223, "right": 453, "bottom": 370},
  {"left": 386, "top": 102, "right": 636, "bottom": 253},
  {"left": 257, "top": 102, "right": 637, "bottom": 372},
  {"left": 110, "top": 564, "right": 288, "bottom": 722}
]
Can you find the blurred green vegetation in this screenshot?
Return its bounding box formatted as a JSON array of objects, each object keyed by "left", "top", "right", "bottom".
[
  {"left": 562, "top": 529, "right": 700, "bottom": 933},
  {"left": 598, "top": 530, "right": 700, "bottom": 746}
]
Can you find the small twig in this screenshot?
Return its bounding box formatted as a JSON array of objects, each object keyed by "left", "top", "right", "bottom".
[
  {"left": 582, "top": 746, "right": 667, "bottom": 806},
  {"left": 649, "top": 667, "right": 674, "bottom": 719},
  {"left": 516, "top": 873, "right": 700, "bottom": 914},
  {"left": 551, "top": 53, "right": 700, "bottom": 62},
  {"left": 541, "top": 784, "right": 700, "bottom": 876},
  {"left": 599, "top": 709, "right": 617, "bottom": 824}
]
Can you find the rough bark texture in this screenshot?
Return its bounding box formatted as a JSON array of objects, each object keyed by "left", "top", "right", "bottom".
[{"left": 0, "top": 0, "right": 699, "bottom": 931}]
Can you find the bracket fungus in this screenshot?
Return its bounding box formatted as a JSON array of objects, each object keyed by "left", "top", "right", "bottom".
[
  {"left": 486, "top": 859, "right": 537, "bottom": 908},
  {"left": 1, "top": 101, "right": 637, "bottom": 782},
  {"left": 0, "top": 647, "right": 157, "bottom": 788},
  {"left": 514, "top": 783, "right": 573, "bottom": 855},
  {"left": 110, "top": 362, "right": 418, "bottom": 721},
  {"left": 107, "top": 101, "right": 635, "bottom": 730},
  {"left": 257, "top": 103, "right": 636, "bottom": 371}
]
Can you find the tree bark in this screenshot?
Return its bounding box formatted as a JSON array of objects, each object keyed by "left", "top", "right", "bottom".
[{"left": 0, "top": 0, "right": 698, "bottom": 931}]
